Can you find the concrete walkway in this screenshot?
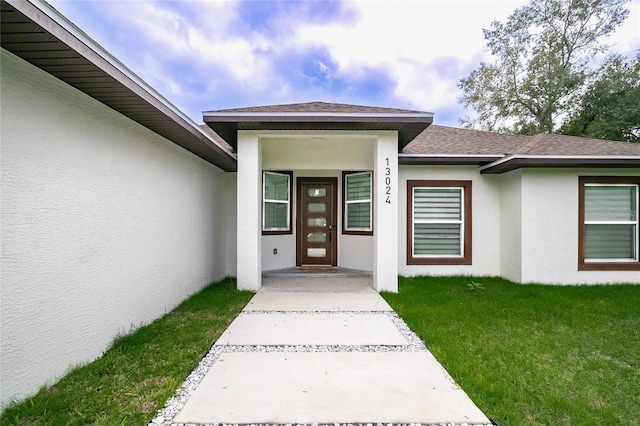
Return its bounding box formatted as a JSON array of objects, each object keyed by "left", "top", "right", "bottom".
[{"left": 168, "top": 277, "right": 491, "bottom": 425}]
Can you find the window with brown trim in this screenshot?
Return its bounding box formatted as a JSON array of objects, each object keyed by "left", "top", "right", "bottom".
[
  {"left": 262, "top": 171, "right": 293, "bottom": 235},
  {"left": 342, "top": 171, "right": 373, "bottom": 235},
  {"left": 578, "top": 176, "right": 640, "bottom": 271},
  {"left": 407, "top": 180, "right": 472, "bottom": 265}
]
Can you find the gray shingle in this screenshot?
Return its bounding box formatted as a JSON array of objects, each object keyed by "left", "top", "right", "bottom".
[
  {"left": 404, "top": 125, "right": 640, "bottom": 156},
  {"left": 403, "top": 125, "right": 527, "bottom": 155},
  {"left": 206, "top": 101, "right": 427, "bottom": 115}
]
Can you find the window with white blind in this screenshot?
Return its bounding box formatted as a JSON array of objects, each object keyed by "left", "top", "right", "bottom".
[
  {"left": 579, "top": 177, "right": 639, "bottom": 270},
  {"left": 263, "top": 171, "right": 292, "bottom": 234},
  {"left": 343, "top": 171, "right": 373, "bottom": 235},
  {"left": 407, "top": 180, "right": 472, "bottom": 265}
]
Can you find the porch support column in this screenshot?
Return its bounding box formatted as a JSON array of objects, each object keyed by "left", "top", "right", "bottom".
[
  {"left": 236, "top": 132, "right": 262, "bottom": 291},
  {"left": 373, "top": 132, "right": 398, "bottom": 292}
]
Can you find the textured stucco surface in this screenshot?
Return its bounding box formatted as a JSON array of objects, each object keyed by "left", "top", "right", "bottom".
[
  {"left": 261, "top": 134, "right": 377, "bottom": 274},
  {"left": 398, "top": 165, "right": 502, "bottom": 277},
  {"left": 519, "top": 168, "right": 639, "bottom": 284},
  {"left": 241, "top": 132, "right": 380, "bottom": 288},
  {"left": 373, "top": 133, "right": 399, "bottom": 292},
  {"left": 0, "top": 49, "right": 235, "bottom": 406},
  {"left": 500, "top": 169, "right": 523, "bottom": 282},
  {"left": 398, "top": 165, "right": 639, "bottom": 284}
]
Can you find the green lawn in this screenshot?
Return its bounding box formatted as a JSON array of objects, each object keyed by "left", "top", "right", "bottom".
[
  {"left": 383, "top": 276, "right": 640, "bottom": 426},
  {"left": 0, "top": 278, "right": 253, "bottom": 426},
  {"left": 2, "top": 276, "right": 638, "bottom": 425}
]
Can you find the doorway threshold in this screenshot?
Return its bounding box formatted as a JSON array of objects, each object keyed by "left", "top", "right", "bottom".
[{"left": 262, "top": 267, "right": 372, "bottom": 279}]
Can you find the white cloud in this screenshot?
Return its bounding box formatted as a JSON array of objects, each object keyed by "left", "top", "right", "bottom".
[
  {"left": 49, "top": 0, "right": 640, "bottom": 125},
  {"left": 284, "top": 1, "right": 528, "bottom": 116},
  {"left": 610, "top": 0, "right": 640, "bottom": 55}
]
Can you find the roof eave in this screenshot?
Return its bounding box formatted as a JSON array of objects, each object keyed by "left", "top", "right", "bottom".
[
  {"left": 481, "top": 155, "right": 640, "bottom": 174},
  {"left": 203, "top": 112, "right": 434, "bottom": 151},
  {"left": 2, "top": 0, "right": 237, "bottom": 171},
  {"left": 399, "top": 154, "right": 502, "bottom": 166}
]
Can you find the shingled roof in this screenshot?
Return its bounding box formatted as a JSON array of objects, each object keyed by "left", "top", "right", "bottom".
[
  {"left": 403, "top": 125, "right": 640, "bottom": 156},
  {"left": 403, "top": 125, "right": 526, "bottom": 156},
  {"left": 400, "top": 125, "right": 640, "bottom": 173},
  {"left": 203, "top": 101, "right": 434, "bottom": 150},
  {"left": 514, "top": 132, "right": 640, "bottom": 156},
  {"left": 208, "top": 101, "right": 427, "bottom": 115},
  {"left": 201, "top": 111, "right": 639, "bottom": 172}
]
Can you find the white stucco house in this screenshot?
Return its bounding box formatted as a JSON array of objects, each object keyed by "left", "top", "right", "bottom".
[
  {"left": 202, "top": 104, "right": 640, "bottom": 292},
  {"left": 1, "top": 0, "right": 639, "bottom": 408}
]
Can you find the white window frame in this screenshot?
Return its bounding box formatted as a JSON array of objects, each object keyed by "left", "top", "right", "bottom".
[
  {"left": 583, "top": 183, "right": 639, "bottom": 263},
  {"left": 262, "top": 171, "right": 291, "bottom": 233},
  {"left": 344, "top": 171, "right": 373, "bottom": 233}
]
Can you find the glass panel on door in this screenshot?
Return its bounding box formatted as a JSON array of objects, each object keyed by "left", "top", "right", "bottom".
[
  {"left": 298, "top": 179, "right": 337, "bottom": 267},
  {"left": 307, "top": 232, "right": 327, "bottom": 242},
  {"left": 308, "top": 188, "right": 327, "bottom": 197},
  {"left": 308, "top": 218, "right": 327, "bottom": 227},
  {"left": 307, "top": 248, "right": 327, "bottom": 257},
  {"left": 308, "top": 202, "right": 326, "bottom": 212}
]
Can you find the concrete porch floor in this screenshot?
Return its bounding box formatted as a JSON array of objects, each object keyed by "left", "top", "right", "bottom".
[{"left": 167, "top": 276, "right": 492, "bottom": 425}]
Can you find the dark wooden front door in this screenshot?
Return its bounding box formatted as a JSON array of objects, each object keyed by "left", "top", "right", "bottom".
[{"left": 297, "top": 177, "right": 338, "bottom": 267}]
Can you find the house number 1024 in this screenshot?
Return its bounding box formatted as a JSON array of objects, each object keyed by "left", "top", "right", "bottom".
[{"left": 384, "top": 157, "right": 392, "bottom": 204}]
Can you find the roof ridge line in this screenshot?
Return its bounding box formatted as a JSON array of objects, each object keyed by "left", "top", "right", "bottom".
[
  {"left": 204, "top": 101, "right": 431, "bottom": 115},
  {"left": 509, "top": 133, "right": 547, "bottom": 154}
]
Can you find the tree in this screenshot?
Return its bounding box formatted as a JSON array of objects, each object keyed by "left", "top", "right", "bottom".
[
  {"left": 458, "top": 0, "right": 630, "bottom": 134},
  {"left": 559, "top": 52, "right": 640, "bottom": 142}
]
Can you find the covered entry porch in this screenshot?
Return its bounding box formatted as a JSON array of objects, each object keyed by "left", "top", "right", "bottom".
[
  {"left": 203, "top": 102, "right": 433, "bottom": 292},
  {"left": 238, "top": 130, "right": 397, "bottom": 292}
]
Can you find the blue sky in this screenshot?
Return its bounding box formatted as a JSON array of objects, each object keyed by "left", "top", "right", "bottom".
[{"left": 48, "top": 0, "right": 640, "bottom": 127}]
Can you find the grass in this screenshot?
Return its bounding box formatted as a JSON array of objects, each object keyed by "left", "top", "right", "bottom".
[
  {"left": 0, "top": 277, "right": 253, "bottom": 426},
  {"left": 3, "top": 276, "right": 638, "bottom": 425},
  {"left": 382, "top": 276, "right": 640, "bottom": 426}
]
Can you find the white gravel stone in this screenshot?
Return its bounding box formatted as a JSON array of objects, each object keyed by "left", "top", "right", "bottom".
[{"left": 147, "top": 310, "right": 486, "bottom": 426}]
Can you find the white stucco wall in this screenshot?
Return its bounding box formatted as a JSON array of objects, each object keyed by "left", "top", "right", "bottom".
[
  {"left": 373, "top": 133, "right": 399, "bottom": 292},
  {"left": 262, "top": 235, "right": 296, "bottom": 270},
  {"left": 223, "top": 173, "right": 238, "bottom": 277},
  {"left": 519, "top": 168, "right": 639, "bottom": 284},
  {"left": 398, "top": 165, "right": 502, "bottom": 277},
  {"left": 499, "top": 170, "right": 523, "bottom": 282},
  {"left": 257, "top": 133, "right": 377, "bottom": 273},
  {"left": 398, "top": 165, "right": 639, "bottom": 284},
  {"left": 0, "top": 49, "right": 235, "bottom": 406},
  {"left": 236, "top": 133, "right": 262, "bottom": 290},
  {"left": 339, "top": 235, "right": 375, "bottom": 271},
  {"left": 261, "top": 135, "right": 375, "bottom": 170}
]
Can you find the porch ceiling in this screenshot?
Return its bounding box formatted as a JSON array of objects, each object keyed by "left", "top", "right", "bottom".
[{"left": 1, "top": 0, "right": 237, "bottom": 171}]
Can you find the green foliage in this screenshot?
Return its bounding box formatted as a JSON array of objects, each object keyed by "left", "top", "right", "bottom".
[
  {"left": 459, "top": 0, "right": 631, "bottom": 134},
  {"left": 0, "top": 278, "right": 253, "bottom": 426},
  {"left": 384, "top": 276, "right": 640, "bottom": 425},
  {"left": 560, "top": 52, "right": 640, "bottom": 142},
  {"left": 467, "top": 280, "right": 485, "bottom": 292}
]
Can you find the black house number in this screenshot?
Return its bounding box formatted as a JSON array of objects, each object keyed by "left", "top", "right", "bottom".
[{"left": 385, "top": 157, "right": 392, "bottom": 204}]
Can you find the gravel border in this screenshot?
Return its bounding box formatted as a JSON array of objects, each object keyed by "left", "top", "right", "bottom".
[{"left": 148, "top": 311, "right": 488, "bottom": 426}]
